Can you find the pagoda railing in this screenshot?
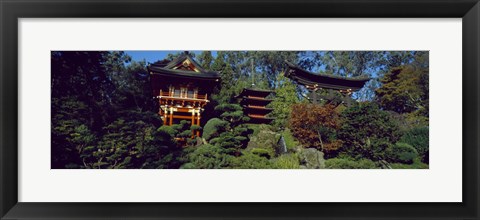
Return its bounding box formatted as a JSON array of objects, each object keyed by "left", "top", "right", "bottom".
[{"left": 158, "top": 91, "right": 208, "bottom": 100}]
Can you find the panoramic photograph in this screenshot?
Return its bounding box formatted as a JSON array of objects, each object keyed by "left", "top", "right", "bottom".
[{"left": 51, "top": 51, "right": 429, "bottom": 169}]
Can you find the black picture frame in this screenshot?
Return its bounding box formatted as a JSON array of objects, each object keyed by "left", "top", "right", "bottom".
[{"left": 1, "top": 0, "right": 479, "bottom": 219}]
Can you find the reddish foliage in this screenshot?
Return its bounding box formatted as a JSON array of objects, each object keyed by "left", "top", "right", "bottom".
[{"left": 288, "top": 103, "right": 342, "bottom": 151}]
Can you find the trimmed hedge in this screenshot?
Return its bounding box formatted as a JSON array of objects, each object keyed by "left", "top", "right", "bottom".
[
  {"left": 202, "top": 118, "right": 229, "bottom": 141},
  {"left": 325, "top": 158, "right": 378, "bottom": 169},
  {"left": 386, "top": 142, "right": 418, "bottom": 164},
  {"left": 399, "top": 126, "right": 429, "bottom": 163}
]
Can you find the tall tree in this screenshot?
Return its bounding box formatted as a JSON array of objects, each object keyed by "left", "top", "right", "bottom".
[
  {"left": 375, "top": 52, "right": 429, "bottom": 115},
  {"left": 197, "top": 51, "right": 214, "bottom": 70},
  {"left": 270, "top": 72, "right": 300, "bottom": 129}
]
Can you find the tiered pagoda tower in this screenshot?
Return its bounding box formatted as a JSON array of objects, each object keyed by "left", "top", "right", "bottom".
[
  {"left": 148, "top": 52, "right": 220, "bottom": 136},
  {"left": 284, "top": 61, "right": 370, "bottom": 104},
  {"left": 238, "top": 88, "right": 275, "bottom": 124}
]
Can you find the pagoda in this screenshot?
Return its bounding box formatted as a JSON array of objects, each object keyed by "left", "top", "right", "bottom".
[
  {"left": 284, "top": 60, "right": 370, "bottom": 104},
  {"left": 238, "top": 88, "right": 275, "bottom": 124},
  {"left": 148, "top": 52, "right": 220, "bottom": 136}
]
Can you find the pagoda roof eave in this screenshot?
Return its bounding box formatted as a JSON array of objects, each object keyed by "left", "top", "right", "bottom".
[
  {"left": 240, "top": 96, "right": 273, "bottom": 102},
  {"left": 243, "top": 106, "right": 274, "bottom": 111},
  {"left": 163, "top": 53, "right": 207, "bottom": 72},
  {"left": 284, "top": 60, "right": 371, "bottom": 91},
  {"left": 238, "top": 88, "right": 275, "bottom": 97},
  {"left": 149, "top": 66, "right": 221, "bottom": 81},
  {"left": 243, "top": 107, "right": 274, "bottom": 115}
]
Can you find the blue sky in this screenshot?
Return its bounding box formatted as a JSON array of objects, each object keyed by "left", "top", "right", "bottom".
[{"left": 125, "top": 51, "right": 218, "bottom": 64}]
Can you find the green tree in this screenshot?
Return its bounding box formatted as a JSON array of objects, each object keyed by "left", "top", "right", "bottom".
[
  {"left": 375, "top": 52, "right": 429, "bottom": 116},
  {"left": 338, "top": 102, "right": 401, "bottom": 160},
  {"left": 181, "top": 144, "right": 234, "bottom": 169},
  {"left": 196, "top": 51, "right": 214, "bottom": 69},
  {"left": 270, "top": 72, "right": 300, "bottom": 129}
]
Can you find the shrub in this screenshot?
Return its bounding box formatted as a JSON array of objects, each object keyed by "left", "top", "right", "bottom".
[
  {"left": 250, "top": 148, "right": 273, "bottom": 159},
  {"left": 365, "top": 139, "right": 393, "bottom": 161},
  {"left": 271, "top": 154, "right": 301, "bottom": 169},
  {"left": 246, "top": 124, "right": 278, "bottom": 158},
  {"left": 390, "top": 157, "right": 429, "bottom": 169},
  {"left": 270, "top": 72, "right": 300, "bottom": 129},
  {"left": 228, "top": 151, "right": 272, "bottom": 169},
  {"left": 399, "top": 126, "right": 429, "bottom": 163},
  {"left": 386, "top": 142, "right": 418, "bottom": 164},
  {"left": 288, "top": 103, "right": 341, "bottom": 153},
  {"left": 181, "top": 144, "right": 234, "bottom": 169},
  {"left": 338, "top": 102, "right": 401, "bottom": 159},
  {"left": 202, "top": 118, "right": 228, "bottom": 141},
  {"left": 215, "top": 103, "right": 249, "bottom": 126},
  {"left": 325, "top": 158, "right": 378, "bottom": 169}
]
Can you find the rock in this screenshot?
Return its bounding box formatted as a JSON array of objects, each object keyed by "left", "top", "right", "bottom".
[
  {"left": 246, "top": 126, "right": 279, "bottom": 158},
  {"left": 298, "top": 148, "right": 326, "bottom": 169},
  {"left": 276, "top": 136, "right": 288, "bottom": 155}
]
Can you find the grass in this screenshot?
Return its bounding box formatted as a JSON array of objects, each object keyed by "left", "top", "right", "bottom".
[
  {"left": 281, "top": 128, "right": 300, "bottom": 151},
  {"left": 389, "top": 157, "right": 429, "bottom": 169}
]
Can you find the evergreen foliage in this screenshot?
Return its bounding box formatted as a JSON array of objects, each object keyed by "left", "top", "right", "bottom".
[
  {"left": 385, "top": 142, "right": 419, "bottom": 164},
  {"left": 337, "top": 102, "right": 401, "bottom": 160},
  {"left": 181, "top": 144, "right": 233, "bottom": 169},
  {"left": 325, "top": 158, "right": 378, "bottom": 169},
  {"left": 202, "top": 118, "right": 229, "bottom": 141},
  {"left": 399, "top": 126, "right": 429, "bottom": 163},
  {"left": 51, "top": 50, "right": 429, "bottom": 169},
  {"left": 376, "top": 52, "right": 429, "bottom": 116},
  {"left": 270, "top": 72, "right": 300, "bottom": 129}
]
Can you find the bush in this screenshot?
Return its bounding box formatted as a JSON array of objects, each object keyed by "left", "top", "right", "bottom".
[
  {"left": 250, "top": 148, "right": 273, "bottom": 159},
  {"left": 288, "top": 103, "right": 341, "bottom": 153},
  {"left": 338, "top": 102, "right": 401, "bottom": 159},
  {"left": 390, "top": 157, "right": 429, "bottom": 169},
  {"left": 325, "top": 158, "right": 378, "bottom": 169},
  {"left": 271, "top": 154, "right": 300, "bottom": 169},
  {"left": 386, "top": 142, "right": 418, "bottom": 164},
  {"left": 202, "top": 118, "right": 228, "bottom": 141},
  {"left": 228, "top": 151, "right": 272, "bottom": 169},
  {"left": 364, "top": 139, "right": 393, "bottom": 161},
  {"left": 399, "top": 126, "right": 429, "bottom": 163},
  {"left": 246, "top": 124, "right": 278, "bottom": 158},
  {"left": 181, "top": 144, "right": 234, "bottom": 169}
]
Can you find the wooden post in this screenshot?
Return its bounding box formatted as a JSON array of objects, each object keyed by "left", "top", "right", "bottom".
[
  {"left": 191, "top": 111, "right": 196, "bottom": 138},
  {"left": 163, "top": 108, "right": 168, "bottom": 125},
  {"left": 191, "top": 111, "right": 195, "bottom": 125},
  {"left": 196, "top": 110, "right": 201, "bottom": 137},
  {"left": 169, "top": 108, "right": 174, "bottom": 126}
]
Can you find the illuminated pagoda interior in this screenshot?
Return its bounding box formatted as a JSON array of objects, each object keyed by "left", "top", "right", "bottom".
[
  {"left": 284, "top": 60, "right": 370, "bottom": 104},
  {"left": 238, "top": 88, "right": 275, "bottom": 124},
  {"left": 148, "top": 52, "right": 220, "bottom": 136}
]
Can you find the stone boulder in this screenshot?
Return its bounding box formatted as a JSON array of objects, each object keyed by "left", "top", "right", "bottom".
[
  {"left": 298, "top": 148, "right": 326, "bottom": 169},
  {"left": 246, "top": 125, "right": 279, "bottom": 159}
]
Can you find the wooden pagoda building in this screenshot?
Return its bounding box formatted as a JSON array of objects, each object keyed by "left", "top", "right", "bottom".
[
  {"left": 284, "top": 60, "right": 370, "bottom": 103},
  {"left": 238, "top": 88, "right": 275, "bottom": 124},
  {"left": 148, "top": 52, "right": 220, "bottom": 136}
]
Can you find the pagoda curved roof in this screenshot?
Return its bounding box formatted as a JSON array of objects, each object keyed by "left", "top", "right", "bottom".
[
  {"left": 238, "top": 88, "right": 275, "bottom": 98},
  {"left": 148, "top": 53, "right": 221, "bottom": 81},
  {"left": 243, "top": 105, "right": 274, "bottom": 115},
  {"left": 247, "top": 114, "right": 274, "bottom": 124},
  {"left": 240, "top": 97, "right": 273, "bottom": 106},
  {"left": 284, "top": 60, "right": 370, "bottom": 91}
]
